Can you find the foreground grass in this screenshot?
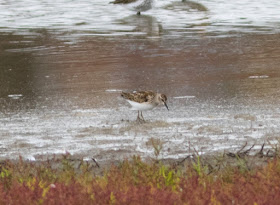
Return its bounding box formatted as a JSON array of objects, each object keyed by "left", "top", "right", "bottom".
[{"left": 0, "top": 154, "right": 280, "bottom": 204}]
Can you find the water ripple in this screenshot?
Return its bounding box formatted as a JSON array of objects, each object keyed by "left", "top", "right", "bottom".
[{"left": 0, "top": 0, "right": 279, "bottom": 38}]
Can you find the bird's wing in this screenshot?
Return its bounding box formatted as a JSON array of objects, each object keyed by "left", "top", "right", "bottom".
[{"left": 121, "top": 91, "right": 155, "bottom": 103}]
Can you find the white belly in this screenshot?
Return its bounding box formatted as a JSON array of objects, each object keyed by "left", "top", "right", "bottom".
[{"left": 126, "top": 100, "right": 156, "bottom": 111}]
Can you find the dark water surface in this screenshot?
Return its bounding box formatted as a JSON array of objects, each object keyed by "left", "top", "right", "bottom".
[{"left": 0, "top": 0, "right": 280, "bottom": 161}]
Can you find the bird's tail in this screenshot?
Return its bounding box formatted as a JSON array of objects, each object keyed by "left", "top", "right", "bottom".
[{"left": 121, "top": 92, "right": 129, "bottom": 99}]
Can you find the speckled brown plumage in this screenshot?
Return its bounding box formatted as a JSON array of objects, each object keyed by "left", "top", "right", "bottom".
[
  {"left": 121, "top": 91, "right": 168, "bottom": 122},
  {"left": 121, "top": 91, "right": 156, "bottom": 103}
]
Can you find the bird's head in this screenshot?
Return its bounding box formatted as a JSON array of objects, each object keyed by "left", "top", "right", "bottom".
[{"left": 159, "top": 94, "right": 169, "bottom": 110}]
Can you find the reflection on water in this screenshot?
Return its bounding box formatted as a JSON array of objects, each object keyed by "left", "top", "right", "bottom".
[
  {"left": 1, "top": 0, "right": 279, "bottom": 37},
  {"left": 0, "top": 0, "right": 280, "bottom": 161},
  {"left": 117, "top": 15, "right": 162, "bottom": 37},
  {"left": 164, "top": 0, "right": 208, "bottom": 12}
]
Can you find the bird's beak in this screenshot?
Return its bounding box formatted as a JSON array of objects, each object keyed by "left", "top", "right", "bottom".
[{"left": 164, "top": 102, "right": 169, "bottom": 111}]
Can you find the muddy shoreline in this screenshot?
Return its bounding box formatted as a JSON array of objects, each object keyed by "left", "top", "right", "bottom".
[
  {"left": 2, "top": 141, "right": 276, "bottom": 177},
  {"left": 1, "top": 32, "right": 280, "bottom": 162}
]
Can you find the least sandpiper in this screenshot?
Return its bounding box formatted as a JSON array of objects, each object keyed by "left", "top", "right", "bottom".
[
  {"left": 121, "top": 91, "right": 168, "bottom": 122},
  {"left": 110, "top": 0, "right": 154, "bottom": 15}
]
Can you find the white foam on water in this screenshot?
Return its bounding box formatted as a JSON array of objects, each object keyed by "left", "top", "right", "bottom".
[
  {"left": 249, "top": 75, "right": 269, "bottom": 79},
  {"left": 8, "top": 94, "right": 23, "bottom": 99},
  {"left": 173, "top": 96, "right": 196, "bottom": 99},
  {"left": 106, "top": 89, "right": 123, "bottom": 92}
]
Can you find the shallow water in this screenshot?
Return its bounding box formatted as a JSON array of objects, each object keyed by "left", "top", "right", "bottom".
[{"left": 0, "top": 0, "right": 280, "bottom": 161}]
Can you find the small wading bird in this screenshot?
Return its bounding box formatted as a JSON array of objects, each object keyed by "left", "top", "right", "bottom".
[
  {"left": 121, "top": 91, "right": 169, "bottom": 122},
  {"left": 109, "top": 0, "right": 154, "bottom": 15}
]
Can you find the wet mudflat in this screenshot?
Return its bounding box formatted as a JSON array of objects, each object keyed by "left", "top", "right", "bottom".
[{"left": 0, "top": 0, "right": 280, "bottom": 162}]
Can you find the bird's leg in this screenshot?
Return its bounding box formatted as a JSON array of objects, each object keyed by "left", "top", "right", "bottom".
[
  {"left": 140, "top": 111, "right": 145, "bottom": 122},
  {"left": 136, "top": 111, "right": 145, "bottom": 123},
  {"left": 136, "top": 111, "right": 141, "bottom": 122}
]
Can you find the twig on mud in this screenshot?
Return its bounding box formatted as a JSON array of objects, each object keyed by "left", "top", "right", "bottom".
[
  {"left": 176, "top": 155, "right": 193, "bottom": 166},
  {"left": 239, "top": 142, "right": 248, "bottom": 152},
  {"left": 265, "top": 150, "right": 277, "bottom": 158},
  {"left": 255, "top": 143, "right": 265, "bottom": 158},
  {"left": 266, "top": 150, "right": 271, "bottom": 157},
  {"left": 226, "top": 142, "right": 255, "bottom": 158},
  {"left": 92, "top": 158, "right": 100, "bottom": 168},
  {"left": 266, "top": 139, "right": 280, "bottom": 157},
  {"left": 266, "top": 149, "right": 278, "bottom": 158},
  {"left": 239, "top": 144, "right": 255, "bottom": 157},
  {"left": 77, "top": 160, "right": 83, "bottom": 169}
]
